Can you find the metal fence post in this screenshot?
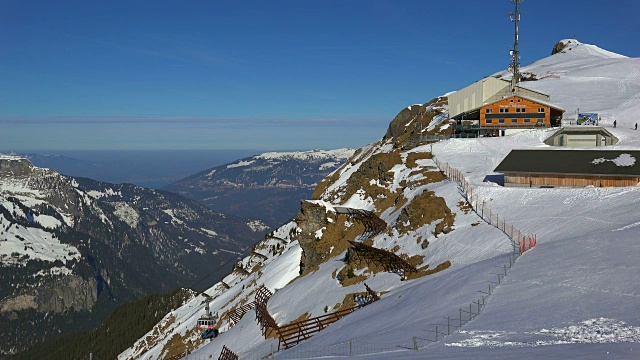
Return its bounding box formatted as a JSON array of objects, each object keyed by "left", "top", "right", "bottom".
[
  {"left": 436, "top": 325, "right": 439, "bottom": 341},
  {"left": 459, "top": 309, "right": 462, "bottom": 327},
  {"left": 447, "top": 316, "right": 450, "bottom": 335},
  {"left": 413, "top": 336, "right": 418, "bottom": 350}
]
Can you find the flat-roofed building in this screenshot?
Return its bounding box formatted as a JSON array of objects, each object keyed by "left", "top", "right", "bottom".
[{"left": 494, "top": 149, "right": 640, "bottom": 188}]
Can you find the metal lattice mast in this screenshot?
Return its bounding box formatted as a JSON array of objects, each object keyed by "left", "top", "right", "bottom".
[{"left": 509, "top": 0, "right": 523, "bottom": 93}]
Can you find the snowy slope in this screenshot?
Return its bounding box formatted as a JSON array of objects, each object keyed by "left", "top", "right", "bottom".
[
  {"left": 121, "top": 41, "right": 640, "bottom": 360},
  {"left": 499, "top": 39, "right": 640, "bottom": 129}
]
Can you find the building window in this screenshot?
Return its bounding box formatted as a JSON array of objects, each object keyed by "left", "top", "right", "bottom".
[
  {"left": 499, "top": 119, "right": 505, "bottom": 124},
  {"left": 538, "top": 108, "right": 545, "bottom": 113},
  {"left": 510, "top": 99, "right": 514, "bottom": 103},
  {"left": 486, "top": 119, "right": 493, "bottom": 124},
  {"left": 517, "top": 99, "right": 521, "bottom": 102},
  {"left": 524, "top": 118, "right": 531, "bottom": 123},
  {"left": 511, "top": 118, "right": 518, "bottom": 123},
  {"left": 485, "top": 109, "right": 492, "bottom": 113}
]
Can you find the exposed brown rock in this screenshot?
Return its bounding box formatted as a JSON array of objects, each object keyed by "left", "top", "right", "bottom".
[
  {"left": 552, "top": 40, "right": 568, "bottom": 55},
  {"left": 396, "top": 190, "right": 455, "bottom": 235}
]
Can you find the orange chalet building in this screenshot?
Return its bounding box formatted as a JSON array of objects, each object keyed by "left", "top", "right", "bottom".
[
  {"left": 480, "top": 94, "right": 564, "bottom": 128},
  {"left": 449, "top": 77, "right": 565, "bottom": 136}
]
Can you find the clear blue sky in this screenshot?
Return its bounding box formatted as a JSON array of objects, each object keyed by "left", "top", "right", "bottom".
[{"left": 1, "top": 0, "right": 638, "bottom": 151}]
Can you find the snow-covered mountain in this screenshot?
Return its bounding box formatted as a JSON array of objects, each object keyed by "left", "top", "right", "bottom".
[
  {"left": 120, "top": 40, "right": 640, "bottom": 360},
  {"left": 0, "top": 156, "right": 265, "bottom": 355},
  {"left": 499, "top": 39, "right": 640, "bottom": 128},
  {"left": 163, "top": 149, "right": 355, "bottom": 227}
]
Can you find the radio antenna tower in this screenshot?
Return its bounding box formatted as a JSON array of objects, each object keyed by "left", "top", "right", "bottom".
[{"left": 508, "top": 0, "right": 523, "bottom": 93}]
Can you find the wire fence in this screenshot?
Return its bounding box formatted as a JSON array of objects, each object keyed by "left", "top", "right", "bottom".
[
  {"left": 433, "top": 158, "right": 536, "bottom": 254},
  {"left": 236, "top": 338, "right": 417, "bottom": 359}
]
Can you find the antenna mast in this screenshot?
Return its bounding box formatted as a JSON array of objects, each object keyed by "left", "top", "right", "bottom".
[{"left": 509, "top": 0, "right": 523, "bottom": 93}]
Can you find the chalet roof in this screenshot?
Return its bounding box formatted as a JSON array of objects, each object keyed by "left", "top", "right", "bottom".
[
  {"left": 503, "top": 94, "right": 565, "bottom": 111},
  {"left": 452, "top": 93, "right": 564, "bottom": 120},
  {"left": 494, "top": 150, "right": 640, "bottom": 177}
]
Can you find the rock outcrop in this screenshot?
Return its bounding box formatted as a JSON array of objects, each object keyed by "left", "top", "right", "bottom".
[
  {"left": 0, "top": 275, "right": 98, "bottom": 314},
  {"left": 552, "top": 40, "right": 569, "bottom": 55}
]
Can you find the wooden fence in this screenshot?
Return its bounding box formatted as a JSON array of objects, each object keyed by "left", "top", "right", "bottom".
[
  {"left": 218, "top": 345, "right": 239, "bottom": 360},
  {"left": 334, "top": 206, "right": 388, "bottom": 241},
  {"left": 347, "top": 241, "right": 417, "bottom": 275},
  {"left": 251, "top": 283, "right": 380, "bottom": 350},
  {"left": 276, "top": 283, "right": 379, "bottom": 349},
  {"left": 228, "top": 302, "right": 255, "bottom": 325},
  {"left": 254, "top": 286, "right": 278, "bottom": 337}
]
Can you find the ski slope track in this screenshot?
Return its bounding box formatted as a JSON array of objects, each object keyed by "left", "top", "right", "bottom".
[{"left": 121, "top": 40, "right": 640, "bottom": 359}]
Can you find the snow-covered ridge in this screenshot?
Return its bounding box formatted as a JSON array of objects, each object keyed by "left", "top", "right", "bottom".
[
  {"left": 554, "top": 39, "right": 628, "bottom": 59},
  {"left": 256, "top": 148, "right": 355, "bottom": 161},
  {"left": 220, "top": 149, "right": 355, "bottom": 170},
  {"left": 0, "top": 154, "right": 27, "bottom": 161}
]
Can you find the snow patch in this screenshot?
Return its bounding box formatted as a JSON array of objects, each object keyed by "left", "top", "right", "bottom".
[
  {"left": 200, "top": 228, "right": 218, "bottom": 237},
  {"left": 227, "top": 160, "right": 256, "bottom": 169},
  {"left": 246, "top": 220, "right": 270, "bottom": 232},
  {"left": 591, "top": 153, "right": 635, "bottom": 167},
  {"left": 113, "top": 202, "right": 140, "bottom": 228}
]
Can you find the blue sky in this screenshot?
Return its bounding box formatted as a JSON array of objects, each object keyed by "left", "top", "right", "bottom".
[{"left": 1, "top": 0, "right": 638, "bottom": 151}]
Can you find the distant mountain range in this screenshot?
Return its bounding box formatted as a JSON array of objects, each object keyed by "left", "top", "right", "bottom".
[
  {"left": 0, "top": 155, "right": 264, "bottom": 355},
  {"left": 10, "top": 150, "right": 258, "bottom": 188},
  {"left": 163, "top": 149, "right": 355, "bottom": 227}
]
